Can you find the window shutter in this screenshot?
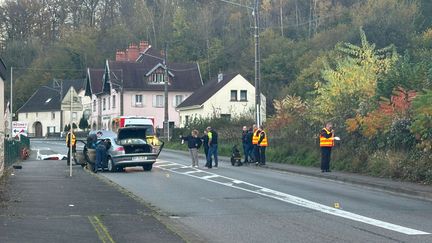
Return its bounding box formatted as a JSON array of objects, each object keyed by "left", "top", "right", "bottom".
[
  {"left": 152, "top": 95, "right": 157, "bottom": 107},
  {"left": 141, "top": 95, "right": 146, "bottom": 106},
  {"left": 132, "top": 95, "right": 136, "bottom": 107},
  {"left": 172, "top": 96, "right": 177, "bottom": 107}
]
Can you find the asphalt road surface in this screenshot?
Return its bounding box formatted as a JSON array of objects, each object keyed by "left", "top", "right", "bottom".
[{"left": 31, "top": 139, "right": 432, "bottom": 243}]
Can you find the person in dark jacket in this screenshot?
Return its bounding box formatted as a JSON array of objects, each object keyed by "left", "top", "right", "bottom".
[
  {"left": 181, "top": 129, "right": 202, "bottom": 167},
  {"left": 201, "top": 130, "right": 211, "bottom": 168},
  {"left": 207, "top": 126, "right": 219, "bottom": 168},
  {"left": 241, "top": 126, "right": 250, "bottom": 163},
  {"left": 94, "top": 139, "right": 108, "bottom": 173},
  {"left": 246, "top": 127, "right": 254, "bottom": 163}
]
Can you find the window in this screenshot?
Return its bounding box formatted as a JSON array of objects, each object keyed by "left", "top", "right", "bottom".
[
  {"left": 134, "top": 94, "right": 143, "bottom": 107},
  {"left": 240, "top": 90, "right": 247, "bottom": 101},
  {"left": 230, "top": 90, "right": 238, "bottom": 101},
  {"left": 185, "top": 115, "right": 190, "bottom": 125},
  {"left": 174, "top": 95, "right": 183, "bottom": 107},
  {"left": 154, "top": 95, "right": 164, "bottom": 107},
  {"left": 72, "top": 112, "right": 77, "bottom": 120},
  {"left": 108, "top": 97, "right": 110, "bottom": 110},
  {"left": 103, "top": 98, "right": 106, "bottom": 111},
  {"left": 150, "top": 73, "right": 165, "bottom": 84},
  {"left": 47, "top": 126, "right": 55, "bottom": 133},
  {"left": 26, "top": 113, "right": 28, "bottom": 118},
  {"left": 93, "top": 100, "right": 96, "bottom": 112},
  {"left": 36, "top": 112, "right": 38, "bottom": 117},
  {"left": 51, "top": 112, "right": 55, "bottom": 120},
  {"left": 112, "top": 95, "right": 116, "bottom": 108}
]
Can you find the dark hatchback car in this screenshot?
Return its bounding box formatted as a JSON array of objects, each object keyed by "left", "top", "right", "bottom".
[{"left": 76, "top": 127, "right": 164, "bottom": 172}]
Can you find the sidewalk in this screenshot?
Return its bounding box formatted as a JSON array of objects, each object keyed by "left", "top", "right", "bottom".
[
  {"left": 167, "top": 149, "right": 432, "bottom": 202},
  {"left": 0, "top": 159, "right": 186, "bottom": 243}
]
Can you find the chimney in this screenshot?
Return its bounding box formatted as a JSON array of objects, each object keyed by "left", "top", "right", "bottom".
[
  {"left": 139, "top": 41, "right": 149, "bottom": 52},
  {"left": 127, "top": 44, "right": 139, "bottom": 62},
  {"left": 217, "top": 71, "right": 223, "bottom": 83},
  {"left": 115, "top": 50, "right": 126, "bottom": 61}
]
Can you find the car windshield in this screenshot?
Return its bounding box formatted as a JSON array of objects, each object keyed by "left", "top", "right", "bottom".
[
  {"left": 117, "top": 138, "right": 147, "bottom": 145},
  {"left": 124, "top": 124, "right": 154, "bottom": 135}
]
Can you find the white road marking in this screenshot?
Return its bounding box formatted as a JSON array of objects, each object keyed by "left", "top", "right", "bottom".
[{"left": 154, "top": 160, "right": 430, "bottom": 235}]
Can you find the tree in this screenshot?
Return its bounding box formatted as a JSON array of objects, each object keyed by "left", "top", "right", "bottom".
[
  {"left": 312, "top": 28, "right": 398, "bottom": 123},
  {"left": 79, "top": 115, "right": 89, "bottom": 131}
]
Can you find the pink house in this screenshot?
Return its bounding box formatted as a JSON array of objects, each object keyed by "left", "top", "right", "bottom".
[{"left": 85, "top": 41, "right": 203, "bottom": 130}]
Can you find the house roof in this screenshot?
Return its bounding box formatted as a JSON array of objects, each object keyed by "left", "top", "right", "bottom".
[
  {"left": 17, "top": 79, "right": 86, "bottom": 113},
  {"left": 86, "top": 68, "right": 104, "bottom": 95},
  {"left": 108, "top": 60, "right": 202, "bottom": 92},
  {"left": 176, "top": 73, "right": 239, "bottom": 109},
  {"left": 86, "top": 48, "right": 203, "bottom": 96},
  {"left": 0, "top": 57, "right": 6, "bottom": 80}
]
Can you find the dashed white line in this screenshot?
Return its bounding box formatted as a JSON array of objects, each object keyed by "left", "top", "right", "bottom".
[{"left": 154, "top": 160, "right": 430, "bottom": 236}]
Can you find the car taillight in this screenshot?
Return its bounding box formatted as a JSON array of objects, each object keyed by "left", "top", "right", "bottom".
[{"left": 115, "top": 147, "right": 125, "bottom": 152}]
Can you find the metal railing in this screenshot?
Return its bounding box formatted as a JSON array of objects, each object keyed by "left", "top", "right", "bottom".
[{"left": 4, "top": 135, "right": 30, "bottom": 167}]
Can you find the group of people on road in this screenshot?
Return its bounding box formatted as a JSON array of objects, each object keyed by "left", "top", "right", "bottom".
[
  {"left": 181, "top": 126, "right": 218, "bottom": 169},
  {"left": 181, "top": 124, "right": 268, "bottom": 168},
  {"left": 241, "top": 124, "right": 267, "bottom": 166}
]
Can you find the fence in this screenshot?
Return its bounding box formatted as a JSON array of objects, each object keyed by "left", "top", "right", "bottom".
[{"left": 4, "top": 135, "right": 30, "bottom": 168}]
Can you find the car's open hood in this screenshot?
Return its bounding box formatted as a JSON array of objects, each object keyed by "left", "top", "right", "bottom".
[{"left": 117, "top": 127, "right": 147, "bottom": 140}]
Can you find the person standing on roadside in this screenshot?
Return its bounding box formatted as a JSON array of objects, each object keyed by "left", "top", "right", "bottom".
[
  {"left": 246, "top": 127, "right": 254, "bottom": 163},
  {"left": 320, "top": 122, "right": 336, "bottom": 172},
  {"left": 207, "top": 126, "right": 219, "bottom": 168},
  {"left": 242, "top": 126, "right": 250, "bottom": 163},
  {"left": 257, "top": 125, "right": 268, "bottom": 166},
  {"left": 181, "top": 129, "right": 202, "bottom": 167},
  {"left": 65, "top": 128, "right": 76, "bottom": 166},
  {"left": 252, "top": 124, "right": 261, "bottom": 165},
  {"left": 202, "top": 130, "right": 211, "bottom": 168}
]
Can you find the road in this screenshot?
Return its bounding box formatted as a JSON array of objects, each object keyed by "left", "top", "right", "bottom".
[{"left": 31, "top": 139, "right": 432, "bottom": 243}]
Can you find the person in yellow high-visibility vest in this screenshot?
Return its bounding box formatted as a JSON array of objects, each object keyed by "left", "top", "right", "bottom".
[
  {"left": 66, "top": 128, "right": 76, "bottom": 166},
  {"left": 257, "top": 125, "right": 268, "bottom": 166},
  {"left": 320, "top": 122, "right": 335, "bottom": 172},
  {"left": 252, "top": 124, "right": 260, "bottom": 164}
]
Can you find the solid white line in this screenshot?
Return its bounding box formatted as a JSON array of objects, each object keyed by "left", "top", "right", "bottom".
[{"left": 154, "top": 161, "right": 430, "bottom": 235}]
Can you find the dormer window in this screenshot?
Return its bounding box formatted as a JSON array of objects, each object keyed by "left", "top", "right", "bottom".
[{"left": 150, "top": 73, "right": 165, "bottom": 84}]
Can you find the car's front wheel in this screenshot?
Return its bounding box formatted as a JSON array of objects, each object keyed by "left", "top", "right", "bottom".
[
  {"left": 107, "top": 157, "right": 117, "bottom": 172},
  {"left": 143, "top": 164, "right": 153, "bottom": 171}
]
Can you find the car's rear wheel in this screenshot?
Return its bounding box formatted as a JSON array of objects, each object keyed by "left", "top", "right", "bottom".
[
  {"left": 107, "top": 157, "right": 116, "bottom": 172},
  {"left": 143, "top": 164, "right": 152, "bottom": 171}
]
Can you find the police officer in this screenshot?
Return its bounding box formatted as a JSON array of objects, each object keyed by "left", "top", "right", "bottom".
[
  {"left": 65, "top": 128, "right": 76, "bottom": 166},
  {"left": 257, "top": 125, "right": 268, "bottom": 166},
  {"left": 252, "top": 124, "right": 261, "bottom": 165},
  {"left": 320, "top": 122, "right": 335, "bottom": 172}
]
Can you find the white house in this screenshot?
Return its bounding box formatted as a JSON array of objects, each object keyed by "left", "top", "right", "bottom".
[
  {"left": 0, "top": 57, "right": 6, "bottom": 174},
  {"left": 16, "top": 79, "right": 90, "bottom": 137},
  {"left": 176, "top": 73, "right": 266, "bottom": 127}
]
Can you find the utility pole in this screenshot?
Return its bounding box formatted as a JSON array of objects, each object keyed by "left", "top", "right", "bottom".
[
  {"left": 9, "top": 67, "right": 13, "bottom": 138},
  {"left": 163, "top": 44, "right": 170, "bottom": 141},
  {"left": 254, "top": 0, "right": 261, "bottom": 127}
]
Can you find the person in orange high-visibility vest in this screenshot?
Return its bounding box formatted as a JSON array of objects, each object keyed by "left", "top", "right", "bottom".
[
  {"left": 257, "top": 125, "right": 268, "bottom": 166},
  {"left": 320, "top": 122, "right": 335, "bottom": 172},
  {"left": 252, "top": 124, "right": 261, "bottom": 164}
]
